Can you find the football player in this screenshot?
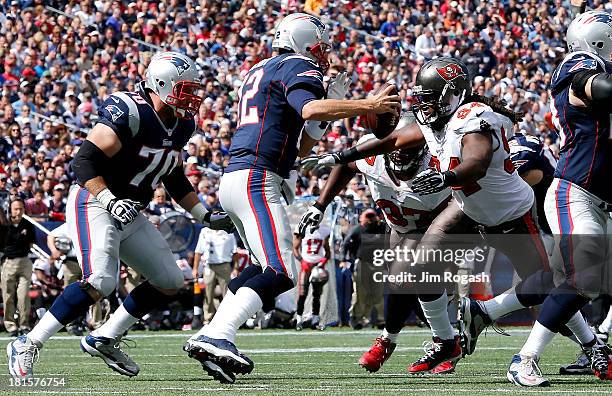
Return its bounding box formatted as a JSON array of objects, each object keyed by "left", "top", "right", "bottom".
[
  {"left": 182, "top": 13, "right": 401, "bottom": 384},
  {"left": 302, "top": 58, "right": 594, "bottom": 376},
  {"left": 292, "top": 222, "right": 331, "bottom": 331},
  {"left": 7, "top": 52, "right": 234, "bottom": 380},
  {"left": 299, "top": 127, "right": 453, "bottom": 374},
  {"left": 505, "top": 11, "right": 612, "bottom": 385}
]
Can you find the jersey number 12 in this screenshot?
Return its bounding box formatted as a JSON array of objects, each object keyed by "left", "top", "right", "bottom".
[{"left": 238, "top": 68, "right": 264, "bottom": 127}]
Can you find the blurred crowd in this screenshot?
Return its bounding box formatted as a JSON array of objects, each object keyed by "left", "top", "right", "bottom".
[{"left": 2, "top": 0, "right": 611, "bottom": 222}]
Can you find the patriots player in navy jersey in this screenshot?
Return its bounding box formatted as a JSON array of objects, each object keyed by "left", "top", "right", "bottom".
[
  {"left": 509, "top": 133, "right": 557, "bottom": 234},
  {"left": 507, "top": 11, "right": 612, "bottom": 386},
  {"left": 7, "top": 52, "right": 233, "bottom": 381},
  {"left": 183, "top": 13, "right": 401, "bottom": 384}
]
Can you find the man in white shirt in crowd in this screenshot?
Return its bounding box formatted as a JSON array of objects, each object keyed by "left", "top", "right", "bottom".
[
  {"left": 414, "top": 27, "right": 436, "bottom": 60},
  {"left": 193, "top": 228, "right": 238, "bottom": 325}
]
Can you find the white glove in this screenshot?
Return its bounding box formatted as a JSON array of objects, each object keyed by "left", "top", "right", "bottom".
[
  {"left": 297, "top": 203, "right": 325, "bottom": 237},
  {"left": 300, "top": 153, "right": 343, "bottom": 171},
  {"left": 202, "top": 211, "right": 235, "bottom": 232},
  {"left": 411, "top": 168, "right": 454, "bottom": 195},
  {"left": 326, "top": 71, "right": 350, "bottom": 100},
  {"left": 97, "top": 188, "right": 143, "bottom": 226}
]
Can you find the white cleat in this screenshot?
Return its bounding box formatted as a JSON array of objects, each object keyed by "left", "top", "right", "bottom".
[
  {"left": 7, "top": 336, "right": 39, "bottom": 380},
  {"left": 507, "top": 353, "right": 550, "bottom": 387}
]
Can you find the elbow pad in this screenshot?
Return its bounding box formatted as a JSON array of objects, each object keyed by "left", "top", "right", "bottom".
[
  {"left": 571, "top": 70, "right": 600, "bottom": 103},
  {"left": 162, "top": 166, "right": 194, "bottom": 202},
  {"left": 590, "top": 73, "right": 612, "bottom": 104},
  {"left": 303, "top": 120, "right": 329, "bottom": 140},
  {"left": 72, "top": 140, "right": 107, "bottom": 184}
]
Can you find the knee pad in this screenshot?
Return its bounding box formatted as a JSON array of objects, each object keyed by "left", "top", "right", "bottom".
[
  {"left": 243, "top": 267, "right": 294, "bottom": 312},
  {"left": 87, "top": 274, "right": 118, "bottom": 297},
  {"left": 229, "top": 265, "right": 263, "bottom": 294}
]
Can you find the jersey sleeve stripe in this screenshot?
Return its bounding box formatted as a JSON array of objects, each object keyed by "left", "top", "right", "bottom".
[{"left": 112, "top": 92, "right": 140, "bottom": 137}]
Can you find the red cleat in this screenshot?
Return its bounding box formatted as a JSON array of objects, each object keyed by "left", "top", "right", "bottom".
[
  {"left": 408, "top": 336, "right": 462, "bottom": 374},
  {"left": 429, "top": 359, "right": 456, "bottom": 374},
  {"left": 591, "top": 344, "right": 612, "bottom": 380},
  {"left": 359, "top": 337, "right": 396, "bottom": 373}
]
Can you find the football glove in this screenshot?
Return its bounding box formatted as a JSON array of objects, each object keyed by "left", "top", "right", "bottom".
[
  {"left": 411, "top": 168, "right": 455, "bottom": 195},
  {"left": 97, "top": 188, "right": 143, "bottom": 226},
  {"left": 300, "top": 152, "right": 343, "bottom": 171},
  {"left": 326, "top": 71, "right": 350, "bottom": 100},
  {"left": 203, "top": 211, "right": 235, "bottom": 232},
  {"left": 298, "top": 202, "right": 325, "bottom": 237}
]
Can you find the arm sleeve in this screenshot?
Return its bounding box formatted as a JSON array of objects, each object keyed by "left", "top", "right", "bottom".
[
  {"left": 161, "top": 165, "right": 194, "bottom": 202},
  {"left": 194, "top": 230, "right": 206, "bottom": 254},
  {"left": 588, "top": 72, "right": 612, "bottom": 105}
]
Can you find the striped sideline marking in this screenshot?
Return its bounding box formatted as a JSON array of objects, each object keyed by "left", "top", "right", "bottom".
[{"left": 0, "top": 328, "right": 534, "bottom": 342}]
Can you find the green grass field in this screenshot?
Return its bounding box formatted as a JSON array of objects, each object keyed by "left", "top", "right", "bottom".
[{"left": 1, "top": 327, "right": 612, "bottom": 395}]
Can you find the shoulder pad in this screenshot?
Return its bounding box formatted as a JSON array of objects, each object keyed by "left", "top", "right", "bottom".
[
  {"left": 99, "top": 93, "right": 141, "bottom": 137},
  {"left": 551, "top": 51, "right": 607, "bottom": 92},
  {"left": 356, "top": 133, "right": 377, "bottom": 146},
  {"left": 112, "top": 92, "right": 141, "bottom": 137},
  {"left": 448, "top": 102, "right": 499, "bottom": 135}
]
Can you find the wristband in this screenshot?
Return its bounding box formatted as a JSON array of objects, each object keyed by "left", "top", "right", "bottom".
[
  {"left": 337, "top": 146, "right": 359, "bottom": 164},
  {"left": 442, "top": 170, "right": 458, "bottom": 186},
  {"left": 313, "top": 201, "right": 326, "bottom": 212},
  {"left": 190, "top": 202, "right": 209, "bottom": 223},
  {"left": 96, "top": 188, "right": 116, "bottom": 208}
]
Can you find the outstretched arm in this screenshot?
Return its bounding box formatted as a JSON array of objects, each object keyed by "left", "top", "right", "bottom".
[{"left": 315, "top": 162, "right": 358, "bottom": 208}]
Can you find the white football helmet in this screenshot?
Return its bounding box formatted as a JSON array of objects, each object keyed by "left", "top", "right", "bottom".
[
  {"left": 566, "top": 11, "right": 612, "bottom": 62},
  {"left": 145, "top": 51, "right": 204, "bottom": 118},
  {"left": 272, "top": 13, "right": 332, "bottom": 72}
]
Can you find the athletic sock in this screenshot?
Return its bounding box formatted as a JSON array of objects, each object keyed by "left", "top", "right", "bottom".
[
  {"left": 599, "top": 307, "right": 612, "bottom": 334},
  {"left": 419, "top": 293, "right": 455, "bottom": 340},
  {"left": 29, "top": 282, "right": 96, "bottom": 346},
  {"left": 565, "top": 311, "right": 595, "bottom": 346},
  {"left": 199, "top": 288, "right": 262, "bottom": 343},
  {"left": 519, "top": 321, "right": 556, "bottom": 358},
  {"left": 94, "top": 305, "right": 138, "bottom": 339},
  {"left": 381, "top": 328, "right": 399, "bottom": 343},
  {"left": 481, "top": 288, "right": 523, "bottom": 320},
  {"left": 95, "top": 281, "right": 171, "bottom": 339}
]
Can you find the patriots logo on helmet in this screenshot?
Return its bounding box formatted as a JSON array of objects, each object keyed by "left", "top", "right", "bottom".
[
  {"left": 436, "top": 64, "right": 465, "bottom": 81},
  {"left": 105, "top": 105, "right": 124, "bottom": 122},
  {"left": 161, "top": 55, "right": 189, "bottom": 76},
  {"left": 582, "top": 13, "right": 612, "bottom": 25}
]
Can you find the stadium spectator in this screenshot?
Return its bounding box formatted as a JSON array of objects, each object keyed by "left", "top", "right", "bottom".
[{"left": 0, "top": 199, "right": 35, "bottom": 336}]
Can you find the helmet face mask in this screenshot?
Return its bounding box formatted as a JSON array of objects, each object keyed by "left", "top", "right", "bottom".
[
  {"left": 385, "top": 145, "right": 427, "bottom": 180},
  {"left": 164, "top": 80, "right": 204, "bottom": 119},
  {"left": 307, "top": 41, "right": 331, "bottom": 74}
]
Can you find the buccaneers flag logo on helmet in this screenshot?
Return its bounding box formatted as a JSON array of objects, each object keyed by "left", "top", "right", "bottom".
[{"left": 436, "top": 64, "right": 465, "bottom": 81}]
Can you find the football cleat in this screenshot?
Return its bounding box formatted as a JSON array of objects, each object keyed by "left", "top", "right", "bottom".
[
  {"left": 183, "top": 335, "right": 254, "bottom": 375},
  {"left": 594, "top": 326, "right": 610, "bottom": 344},
  {"left": 295, "top": 316, "right": 304, "bottom": 331},
  {"left": 430, "top": 359, "right": 456, "bottom": 374},
  {"left": 200, "top": 360, "right": 236, "bottom": 384},
  {"left": 458, "top": 297, "right": 492, "bottom": 356},
  {"left": 591, "top": 343, "right": 612, "bottom": 380},
  {"left": 408, "top": 336, "right": 462, "bottom": 374},
  {"left": 80, "top": 334, "right": 140, "bottom": 377},
  {"left": 359, "top": 337, "right": 397, "bottom": 373},
  {"left": 7, "top": 336, "right": 39, "bottom": 380},
  {"left": 559, "top": 350, "right": 592, "bottom": 375},
  {"left": 507, "top": 354, "right": 550, "bottom": 387}
]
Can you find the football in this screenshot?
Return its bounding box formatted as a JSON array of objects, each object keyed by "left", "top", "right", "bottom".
[{"left": 365, "top": 82, "right": 401, "bottom": 139}]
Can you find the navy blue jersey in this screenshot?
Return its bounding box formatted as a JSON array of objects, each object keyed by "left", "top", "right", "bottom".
[
  {"left": 225, "top": 53, "right": 325, "bottom": 178},
  {"left": 90, "top": 82, "right": 195, "bottom": 204},
  {"left": 509, "top": 133, "right": 557, "bottom": 234},
  {"left": 509, "top": 134, "right": 556, "bottom": 178},
  {"left": 550, "top": 51, "right": 612, "bottom": 202}
]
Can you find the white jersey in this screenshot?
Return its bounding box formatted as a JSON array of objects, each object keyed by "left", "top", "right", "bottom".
[
  {"left": 355, "top": 134, "right": 450, "bottom": 233},
  {"left": 300, "top": 225, "right": 330, "bottom": 263},
  {"left": 422, "top": 102, "right": 534, "bottom": 226},
  {"left": 50, "top": 223, "right": 77, "bottom": 258}
]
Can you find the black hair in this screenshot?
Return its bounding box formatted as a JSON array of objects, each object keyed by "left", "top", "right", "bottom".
[
  {"left": 465, "top": 94, "right": 524, "bottom": 124},
  {"left": 277, "top": 48, "right": 294, "bottom": 55}
]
